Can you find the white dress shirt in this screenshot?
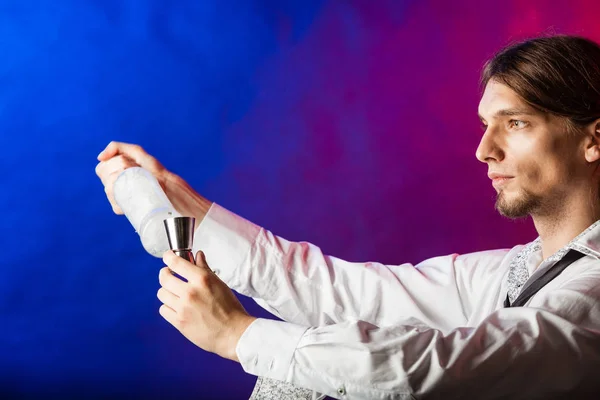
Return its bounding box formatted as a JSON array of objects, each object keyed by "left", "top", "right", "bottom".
[{"left": 192, "top": 203, "right": 600, "bottom": 399}]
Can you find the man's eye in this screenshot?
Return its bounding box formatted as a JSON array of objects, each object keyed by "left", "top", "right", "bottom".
[{"left": 509, "top": 120, "right": 527, "bottom": 129}]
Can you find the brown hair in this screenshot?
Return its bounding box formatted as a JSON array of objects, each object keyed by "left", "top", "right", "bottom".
[{"left": 481, "top": 35, "right": 600, "bottom": 129}]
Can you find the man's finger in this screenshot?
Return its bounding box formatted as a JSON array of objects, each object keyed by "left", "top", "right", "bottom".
[
  {"left": 98, "top": 141, "right": 142, "bottom": 161},
  {"left": 158, "top": 304, "right": 179, "bottom": 327},
  {"left": 97, "top": 141, "right": 161, "bottom": 172},
  {"left": 163, "top": 250, "right": 194, "bottom": 280},
  {"left": 95, "top": 155, "right": 136, "bottom": 186},
  {"left": 97, "top": 141, "right": 120, "bottom": 161},
  {"left": 159, "top": 266, "right": 188, "bottom": 295},
  {"left": 157, "top": 287, "right": 180, "bottom": 310}
]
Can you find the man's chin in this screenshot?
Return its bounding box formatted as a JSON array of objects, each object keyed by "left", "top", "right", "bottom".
[
  {"left": 496, "top": 205, "right": 530, "bottom": 219},
  {"left": 495, "top": 192, "right": 535, "bottom": 219}
]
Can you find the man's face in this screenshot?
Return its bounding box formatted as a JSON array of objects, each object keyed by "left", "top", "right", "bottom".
[{"left": 476, "top": 80, "right": 586, "bottom": 218}]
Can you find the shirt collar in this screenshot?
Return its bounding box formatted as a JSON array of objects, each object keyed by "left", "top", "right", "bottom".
[{"left": 529, "top": 219, "right": 600, "bottom": 262}]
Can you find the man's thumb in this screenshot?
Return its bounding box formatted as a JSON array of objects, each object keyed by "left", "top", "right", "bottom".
[
  {"left": 195, "top": 251, "right": 213, "bottom": 272},
  {"left": 195, "top": 251, "right": 205, "bottom": 266}
]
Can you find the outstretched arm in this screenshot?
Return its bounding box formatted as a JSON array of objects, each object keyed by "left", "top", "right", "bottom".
[
  {"left": 95, "top": 141, "right": 510, "bottom": 331},
  {"left": 159, "top": 249, "right": 600, "bottom": 399},
  {"left": 194, "top": 202, "right": 513, "bottom": 330},
  {"left": 235, "top": 286, "right": 600, "bottom": 399}
]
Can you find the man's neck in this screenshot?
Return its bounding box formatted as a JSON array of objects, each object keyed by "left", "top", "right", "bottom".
[{"left": 533, "top": 202, "right": 600, "bottom": 260}]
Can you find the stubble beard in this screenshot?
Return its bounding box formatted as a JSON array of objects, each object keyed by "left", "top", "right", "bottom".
[{"left": 495, "top": 187, "right": 542, "bottom": 219}]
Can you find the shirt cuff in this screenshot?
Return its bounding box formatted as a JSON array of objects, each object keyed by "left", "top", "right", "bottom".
[
  {"left": 192, "top": 203, "right": 261, "bottom": 288},
  {"left": 236, "top": 318, "right": 308, "bottom": 382}
]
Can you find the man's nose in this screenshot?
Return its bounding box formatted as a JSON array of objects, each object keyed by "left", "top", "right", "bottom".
[{"left": 475, "top": 128, "right": 504, "bottom": 163}]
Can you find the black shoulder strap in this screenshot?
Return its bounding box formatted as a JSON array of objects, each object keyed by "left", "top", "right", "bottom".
[{"left": 504, "top": 249, "right": 584, "bottom": 308}]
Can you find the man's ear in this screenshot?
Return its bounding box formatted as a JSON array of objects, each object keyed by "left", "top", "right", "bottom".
[{"left": 584, "top": 119, "right": 600, "bottom": 163}]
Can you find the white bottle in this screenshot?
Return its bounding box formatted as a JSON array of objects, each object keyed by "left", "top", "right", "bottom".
[{"left": 113, "top": 167, "right": 181, "bottom": 257}]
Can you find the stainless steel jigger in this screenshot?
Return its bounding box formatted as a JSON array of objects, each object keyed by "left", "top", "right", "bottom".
[{"left": 163, "top": 216, "right": 196, "bottom": 263}]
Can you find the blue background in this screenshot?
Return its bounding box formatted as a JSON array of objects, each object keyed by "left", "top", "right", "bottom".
[{"left": 2, "top": 1, "right": 598, "bottom": 398}]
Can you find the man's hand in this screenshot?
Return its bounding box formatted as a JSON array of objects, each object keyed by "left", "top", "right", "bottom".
[
  {"left": 158, "top": 250, "right": 257, "bottom": 362},
  {"left": 94, "top": 141, "right": 212, "bottom": 228}
]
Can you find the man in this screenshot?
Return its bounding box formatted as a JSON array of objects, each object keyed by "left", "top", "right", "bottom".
[{"left": 95, "top": 35, "right": 600, "bottom": 399}]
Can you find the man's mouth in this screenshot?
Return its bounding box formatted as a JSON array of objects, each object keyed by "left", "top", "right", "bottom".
[{"left": 488, "top": 173, "right": 514, "bottom": 187}]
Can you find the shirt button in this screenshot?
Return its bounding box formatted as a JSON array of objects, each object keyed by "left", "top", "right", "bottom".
[{"left": 337, "top": 387, "right": 346, "bottom": 396}]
